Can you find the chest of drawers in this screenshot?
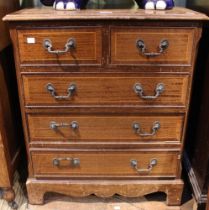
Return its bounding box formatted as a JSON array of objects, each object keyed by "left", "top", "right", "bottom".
[{"left": 3, "top": 7, "right": 208, "bottom": 206}]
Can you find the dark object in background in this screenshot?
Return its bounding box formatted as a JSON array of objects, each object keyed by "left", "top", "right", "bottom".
[
  {"left": 0, "top": 46, "right": 23, "bottom": 210},
  {"left": 40, "top": 0, "right": 55, "bottom": 6},
  {"left": 184, "top": 1, "right": 209, "bottom": 210}
]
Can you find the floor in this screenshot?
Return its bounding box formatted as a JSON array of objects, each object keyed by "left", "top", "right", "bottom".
[{"left": 0, "top": 173, "right": 197, "bottom": 210}]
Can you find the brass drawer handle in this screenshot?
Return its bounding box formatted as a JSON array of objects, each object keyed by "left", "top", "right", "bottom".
[
  {"left": 136, "top": 39, "right": 169, "bottom": 57},
  {"left": 132, "top": 121, "right": 160, "bottom": 137},
  {"left": 46, "top": 83, "right": 76, "bottom": 100},
  {"left": 134, "top": 83, "right": 165, "bottom": 100},
  {"left": 53, "top": 157, "right": 80, "bottom": 167},
  {"left": 43, "top": 38, "right": 76, "bottom": 54},
  {"left": 130, "top": 159, "right": 157, "bottom": 174},
  {"left": 50, "top": 121, "right": 79, "bottom": 130}
]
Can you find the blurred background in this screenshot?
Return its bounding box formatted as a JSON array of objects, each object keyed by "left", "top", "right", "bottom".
[{"left": 19, "top": 0, "right": 187, "bottom": 8}]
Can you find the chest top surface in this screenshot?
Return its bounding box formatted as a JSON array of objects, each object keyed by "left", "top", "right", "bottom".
[{"left": 3, "top": 7, "right": 208, "bottom": 22}]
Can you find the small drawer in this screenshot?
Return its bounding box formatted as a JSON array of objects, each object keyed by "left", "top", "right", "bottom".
[
  {"left": 18, "top": 27, "right": 102, "bottom": 65},
  {"left": 23, "top": 74, "right": 189, "bottom": 107},
  {"left": 31, "top": 150, "right": 179, "bottom": 178},
  {"left": 28, "top": 114, "right": 184, "bottom": 143},
  {"left": 111, "top": 27, "right": 195, "bottom": 65}
]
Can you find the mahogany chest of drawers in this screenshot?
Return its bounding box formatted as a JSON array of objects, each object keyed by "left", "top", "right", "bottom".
[{"left": 3, "top": 7, "right": 208, "bottom": 206}]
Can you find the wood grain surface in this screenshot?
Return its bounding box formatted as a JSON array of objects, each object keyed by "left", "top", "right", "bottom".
[
  {"left": 18, "top": 28, "right": 102, "bottom": 65},
  {"left": 5, "top": 6, "right": 205, "bottom": 206},
  {"left": 22, "top": 74, "right": 189, "bottom": 107},
  {"left": 0, "top": 146, "right": 10, "bottom": 187},
  {"left": 26, "top": 179, "right": 184, "bottom": 206},
  {"left": 3, "top": 7, "right": 208, "bottom": 21},
  {"left": 31, "top": 150, "right": 179, "bottom": 178},
  {"left": 27, "top": 114, "right": 184, "bottom": 142},
  {"left": 111, "top": 27, "right": 195, "bottom": 65},
  {"left": 207, "top": 189, "right": 209, "bottom": 210}
]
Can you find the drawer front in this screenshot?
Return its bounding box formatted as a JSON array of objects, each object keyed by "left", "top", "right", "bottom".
[
  {"left": 18, "top": 28, "right": 102, "bottom": 65},
  {"left": 23, "top": 75, "right": 189, "bottom": 107},
  {"left": 31, "top": 150, "right": 179, "bottom": 177},
  {"left": 111, "top": 27, "right": 194, "bottom": 65},
  {"left": 28, "top": 114, "right": 183, "bottom": 142}
]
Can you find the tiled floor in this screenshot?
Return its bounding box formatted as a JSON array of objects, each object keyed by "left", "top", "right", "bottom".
[
  {"left": 0, "top": 173, "right": 27, "bottom": 210},
  {"left": 0, "top": 173, "right": 196, "bottom": 210}
]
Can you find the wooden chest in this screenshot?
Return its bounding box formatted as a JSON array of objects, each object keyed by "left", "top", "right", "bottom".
[{"left": 3, "top": 7, "right": 208, "bottom": 206}]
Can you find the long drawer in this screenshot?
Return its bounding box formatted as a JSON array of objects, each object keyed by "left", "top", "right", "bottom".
[
  {"left": 17, "top": 28, "right": 102, "bottom": 65},
  {"left": 31, "top": 150, "right": 179, "bottom": 178},
  {"left": 27, "top": 114, "right": 184, "bottom": 142},
  {"left": 111, "top": 27, "right": 195, "bottom": 65},
  {"left": 23, "top": 75, "right": 189, "bottom": 107}
]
